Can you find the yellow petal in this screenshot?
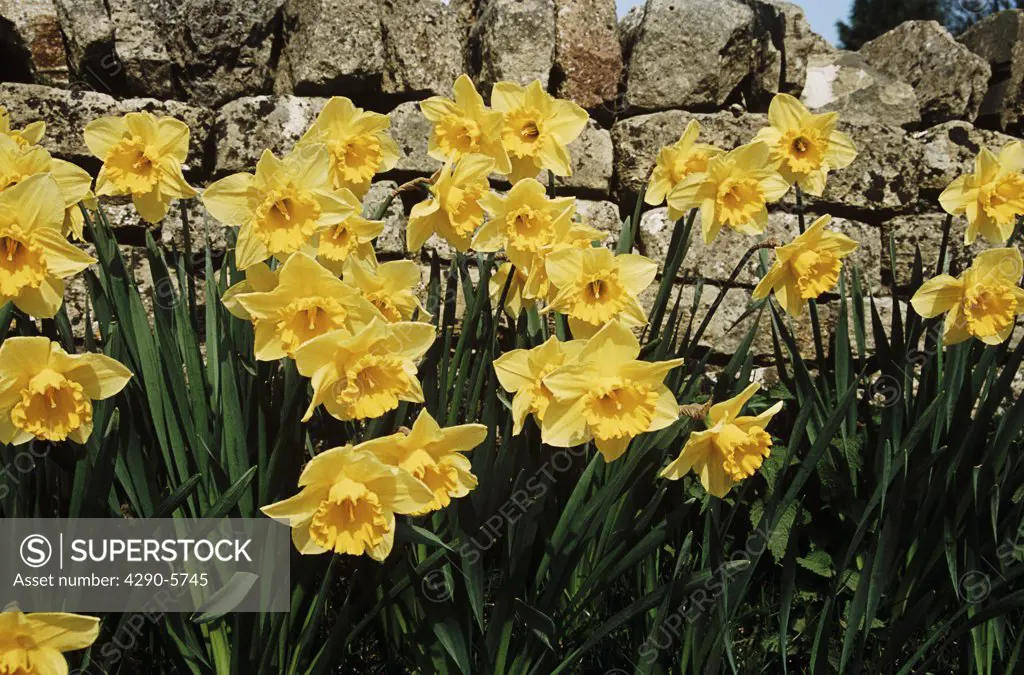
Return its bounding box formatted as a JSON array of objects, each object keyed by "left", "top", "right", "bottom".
[
  {"left": 767, "top": 93, "right": 809, "bottom": 131},
  {"left": 53, "top": 351, "right": 133, "bottom": 399},
  {"left": 971, "top": 248, "right": 1024, "bottom": 286},
  {"left": 910, "top": 274, "right": 963, "bottom": 318},
  {"left": 25, "top": 612, "right": 101, "bottom": 652},
  {"left": 709, "top": 382, "right": 760, "bottom": 425},
  {"left": 615, "top": 254, "right": 658, "bottom": 295},
  {"left": 83, "top": 116, "right": 128, "bottom": 159}
]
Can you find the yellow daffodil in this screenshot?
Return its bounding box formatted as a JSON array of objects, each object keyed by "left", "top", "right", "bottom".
[
  {"left": 421, "top": 73, "right": 512, "bottom": 175},
  {"left": 752, "top": 215, "right": 858, "bottom": 316},
  {"left": 490, "top": 262, "right": 531, "bottom": 318},
  {"left": 0, "top": 136, "right": 94, "bottom": 241},
  {"left": 516, "top": 213, "right": 604, "bottom": 305},
  {"left": 491, "top": 80, "right": 588, "bottom": 183},
  {"left": 295, "top": 318, "right": 435, "bottom": 422},
  {"left": 939, "top": 142, "right": 1024, "bottom": 245},
  {"left": 541, "top": 321, "right": 683, "bottom": 461},
  {"left": 0, "top": 105, "right": 45, "bottom": 147},
  {"left": 222, "top": 262, "right": 280, "bottom": 322},
  {"left": 668, "top": 142, "right": 790, "bottom": 245},
  {"left": 343, "top": 253, "right": 429, "bottom": 322},
  {"left": 297, "top": 97, "right": 399, "bottom": 198},
  {"left": 494, "top": 336, "right": 586, "bottom": 435},
  {"left": 472, "top": 177, "right": 576, "bottom": 256},
  {"left": 262, "top": 445, "right": 434, "bottom": 559},
  {"left": 645, "top": 120, "right": 722, "bottom": 220},
  {"left": 660, "top": 383, "right": 783, "bottom": 498},
  {"left": 0, "top": 175, "right": 96, "bottom": 318},
  {"left": 0, "top": 337, "right": 132, "bottom": 445},
  {"left": 361, "top": 409, "right": 484, "bottom": 514},
  {"left": 754, "top": 93, "right": 857, "bottom": 195},
  {"left": 203, "top": 146, "right": 356, "bottom": 270},
  {"left": 407, "top": 154, "right": 494, "bottom": 252},
  {"left": 0, "top": 609, "right": 100, "bottom": 675},
  {"left": 233, "top": 253, "right": 381, "bottom": 360},
  {"left": 315, "top": 188, "right": 382, "bottom": 275},
  {"left": 543, "top": 247, "right": 656, "bottom": 339},
  {"left": 911, "top": 248, "right": 1024, "bottom": 346},
  {"left": 84, "top": 111, "right": 197, "bottom": 223}
]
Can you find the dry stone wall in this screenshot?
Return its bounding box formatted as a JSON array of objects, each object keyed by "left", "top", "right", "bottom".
[{"left": 2, "top": 0, "right": 1024, "bottom": 357}]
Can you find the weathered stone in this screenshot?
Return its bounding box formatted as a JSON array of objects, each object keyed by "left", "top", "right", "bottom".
[
  {"left": 575, "top": 199, "right": 620, "bottom": 248},
  {"left": 801, "top": 50, "right": 920, "bottom": 127},
  {"left": 743, "top": 0, "right": 816, "bottom": 96},
  {"left": 913, "top": 121, "right": 1021, "bottom": 202},
  {"left": 389, "top": 100, "right": 442, "bottom": 175},
  {"left": 99, "top": 197, "right": 227, "bottom": 251},
  {"left": 959, "top": 10, "right": 1024, "bottom": 133},
  {"left": 860, "top": 21, "right": 991, "bottom": 126},
  {"left": 611, "top": 109, "right": 768, "bottom": 196},
  {"left": 542, "top": 120, "right": 613, "bottom": 195},
  {"left": 213, "top": 95, "right": 326, "bottom": 175},
  {"left": 52, "top": 0, "right": 116, "bottom": 90},
  {"left": 0, "top": 82, "right": 214, "bottom": 170},
  {"left": 380, "top": 0, "right": 463, "bottom": 97},
  {"left": 0, "top": 0, "right": 68, "bottom": 85},
  {"left": 108, "top": 0, "right": 175, "bottom": 98},
  {"left": 881, "top": 213, "right": 980, "bottom": 288},
  {"left": 553, "top": 0, "right": 621, "bottom": 110},
  {"left": 623, "top": 0, "right": 757, "bottom": 112},
  {"left": 161, "top": 0, "right": 284, "bottom": 105},
  {"left": 818, "top": 123, "right": 923, "bottom": 213},
  {"left": 472, "top": 0, "right": 556, "bottom": 90},
  {"left": 281, "top": 0, "right": 382, "bottom": 95},
  {"left": 639, "top": 208, "right": 881, "bottom": 291}
]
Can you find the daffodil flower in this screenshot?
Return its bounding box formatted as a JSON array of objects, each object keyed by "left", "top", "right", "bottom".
[
  {"left": 911, "top": 248, "right": 1024, "bottom": 346},
  {"left": 543, "top": 247, "right": 657, "bottom": 339},
  {"left": 660, "top": 383, "right": 783, "bottom": 498},
  {"left": 0, "top": 609, "right": 100, "bottom": 674},
  {"left": 360, "top": 409, "right": 485, "bottom": 514},
  {"left": 472, "top": 177, "right": 576, "bottom": 256},
  {"left": 407, "top": 154, "right": 494, "bottom": 252},
  {"left": 0, "top": 175, "right": 96, "bottom": 318},
  {"left": 515, "top": 211, "right": 604, "bottom": 305},
  {"left": 668, "top": 141, "right": 791, "bottom": 245},
  {"left": 233, "top": 253, "right": 381, "bottom": 360},
  {"left": 315, "top": 192, "right": 382, "bottom": 275},
  {"left": 295, "top": 318, "right": 435, "bottom": 422},
  {"left": 343, "top": 253, "right": 430, "bottom": 323},
  {"left": 296, "top": 97, "right": 399, "bottom": 198},
  {"left": 494, "top": 336, "right": 586, "bottom": 435},
  {"left": 0, "top": 337, "right": 132, "bottom": 445},
  {"left": 752, "top": 214, "right": 858, "bottom": 316},
  {"left": 84, "top": 111, "right": 197, "bottom": 224},
  {"left": 0, "top": 105, "right": 45, "bottom": 147},
  {"left": 0, "top": 136, "right": 94, "bottom": 241},
  {"left": 645, "top": 120, "right": 722, "bottom": 221},
  {"left": 939, "top": 141, "right": 1024, "bottom": 245},
  {"left": 491, "top": 80, "right": 589, "bottom": 183},
  {"left": 262, "top": 446, "right": 434, "bottom": 559},
  {"left": 541, "top": 321, "right": 684, "bottom": 461},
  {"left": 754, "top": 93, "right": 857, "bottom": 196},
  {"left": 421, "top": 73, "right": 512, "bottom": 175},
  {"left": 203, "top": 146, "right": 357, "bottom": 270}
]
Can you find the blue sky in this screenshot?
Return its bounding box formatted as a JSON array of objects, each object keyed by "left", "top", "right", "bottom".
[{"left": 615, "top": 0, "right": 849, "bottom": 45}]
